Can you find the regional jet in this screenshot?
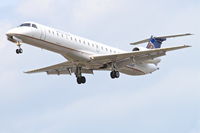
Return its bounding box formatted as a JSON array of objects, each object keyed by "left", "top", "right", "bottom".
[{"left": 6, "top": 22, "right": 191, "bottom": 84}]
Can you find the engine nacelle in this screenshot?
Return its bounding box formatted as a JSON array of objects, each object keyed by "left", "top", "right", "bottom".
[
  {"left": 132, "top": 47, "right": 161, "bottom": 65},
  {"left": 132, "top": 47, "right": 148, "bottom": 51}
]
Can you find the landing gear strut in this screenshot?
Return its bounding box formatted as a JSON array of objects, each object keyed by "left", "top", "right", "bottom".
[
  {"left": 110, "top": 70, "right": 120, "bottom": 79},
  {"left": 16, "top": 42, "right": 23, "bottom": 54},
  {"left": 75, "top": 67, "right": 86, "bottom": 84}
]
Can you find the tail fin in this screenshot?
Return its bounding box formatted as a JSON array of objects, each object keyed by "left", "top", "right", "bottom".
[{"left": 146, "top": 36, "right": 166, "bottom": 49}]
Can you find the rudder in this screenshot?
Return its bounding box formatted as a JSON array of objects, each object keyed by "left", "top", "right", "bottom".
[{"left": 146, "top": 36, "right": 166, "bottom": 49}]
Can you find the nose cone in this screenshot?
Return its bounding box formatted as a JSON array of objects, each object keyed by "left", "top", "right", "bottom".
[{"left": 6, "top": 28, "right": 25, "bottom": 43}]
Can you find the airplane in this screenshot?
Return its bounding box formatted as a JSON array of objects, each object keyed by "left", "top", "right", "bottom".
[{"left": 6, "top": 21, "right": 192, "bottom": 84}]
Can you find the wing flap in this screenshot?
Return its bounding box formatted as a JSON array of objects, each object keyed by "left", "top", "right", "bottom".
[{"left": 25, "top": 61, "right": 93, "bottom": 75}]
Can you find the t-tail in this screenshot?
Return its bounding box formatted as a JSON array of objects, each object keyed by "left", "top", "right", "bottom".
[
  {"left": 146, "top": 36, "right": 166, "bottom": 49},
  {"left": 130, "top": 33, "right": 193, "bottom": 49}
]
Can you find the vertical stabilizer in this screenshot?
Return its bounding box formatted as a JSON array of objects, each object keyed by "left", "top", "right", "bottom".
[{"left": 146, "top": 36, "right": 166, "bottom": 49}]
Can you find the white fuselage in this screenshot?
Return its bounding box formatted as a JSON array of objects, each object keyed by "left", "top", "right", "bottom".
[{"left": 6, "top": 22, "right": 159, "bottom": 75}]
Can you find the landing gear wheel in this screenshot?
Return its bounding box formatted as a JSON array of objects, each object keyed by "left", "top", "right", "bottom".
[
  {"left": 77, "top": 77, "right": 82, "bottom": 84},
  {"left": 16, "top": 49, "right": 19, "bottom": 54},
  {"left": 77, "top": 76, "right": 86, "bottom": 84},
  {"left": 16, "top": 48, "right": 23, "bottom": 54},
  {"left": 110, "top": 71, "right": 116, "bottom": 79},
  {"left": 115, "top": 71, "right": 120, "bottom": 78},
  {"left": 81, "top": 76, "right": 86, "bottom": 84},
  {"left": 110, "top": 71, "right": 120, "bottom": 79},
  {"left": 19, "top": 48, "right": 23, "bottom": 53}
]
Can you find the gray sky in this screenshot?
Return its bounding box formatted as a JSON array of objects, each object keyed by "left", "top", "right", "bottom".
[{"left": 0, "top": 0, "right": 200, "bottom": 133}]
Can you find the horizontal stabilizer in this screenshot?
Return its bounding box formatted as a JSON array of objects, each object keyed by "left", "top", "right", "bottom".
[{"left": 130, "top": 33, "right": 193, "bottom": 45}]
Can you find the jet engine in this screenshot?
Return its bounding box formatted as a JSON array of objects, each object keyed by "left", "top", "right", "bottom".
[{"left": 132, "top": 47, "right": 148, "bottom": 51}]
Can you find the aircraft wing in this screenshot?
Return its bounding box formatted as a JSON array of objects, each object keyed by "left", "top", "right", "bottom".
[
  {"left": 25, "top": 45, "right": 190, "bottom": 75},
  {"left": 90, "top": 45, "right": 191, "bottom": 63},
  {"left": 25, "top": 61, "right": 93, "bottom": 75}
]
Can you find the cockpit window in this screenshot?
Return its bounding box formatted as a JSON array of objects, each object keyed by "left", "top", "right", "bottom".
[
  {"left": 20, "top": 23, "right": 31, "bottom": 27},
  {"left": 19, "top": 23, "right": 38, "bottom": 29},
  {"left": 32, "top": 24, "right": 37, "bottom": 29}
]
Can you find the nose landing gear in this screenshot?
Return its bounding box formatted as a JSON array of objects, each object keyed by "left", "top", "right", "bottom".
[{"left": 16, "top": 42, "right": 23, "bottom": 54}]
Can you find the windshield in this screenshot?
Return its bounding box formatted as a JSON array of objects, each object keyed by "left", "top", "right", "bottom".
[
  {"left": 32, "top": 24, "right": 37, "bottom": 29},
  {"left": 19, "top": 23, "right": 31, "bottom": 27},
  {"left": 19, "top": 23, "right": 38, "bottom": 29}
]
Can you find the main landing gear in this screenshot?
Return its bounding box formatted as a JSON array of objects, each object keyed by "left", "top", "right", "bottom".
[
  {"left": 77, "top": 76, "right": 86, "bottom": 84},
  {"left": 110, "top": 70, "right": 120, "bottom": 79},
  {"left": 75, "top": 67, "right": 86, "bottom": 84}
]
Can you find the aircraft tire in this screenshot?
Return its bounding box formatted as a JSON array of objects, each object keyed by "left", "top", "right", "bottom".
[
  {"left": 110, "top": 71, "right": 120, "bottom": 79},
  {"left": 110, "top": 71, "right": 116, "bottom": 79},
  {"left": 77, "top": 76, "right": 86, "bottom": 84},
  {"left": 77, "top": 77, "right": 82, "bottom": 84},
  {"left": 16, "top": 49, "right": 19, "bottom": 54},
  {"left": 81, "top": 76, "right": 86, "bottom": 84},
  {"left": 115, "top": 71, "right": 120, "bottom": 78},
  {"left": 19, "top": 48, "right": 23, "bottom": 53}
]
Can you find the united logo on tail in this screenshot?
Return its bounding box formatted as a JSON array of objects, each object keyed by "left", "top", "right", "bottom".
[{"left": 146, "top": 37, "right": 166, "bottom": 49}]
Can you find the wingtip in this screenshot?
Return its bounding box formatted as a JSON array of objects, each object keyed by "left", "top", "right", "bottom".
[
  {"left": 184, "top": 45, "right": 192, "bottom": 47},
  {"left": 24, "top": 71, "right": 33, "bottom": 74},
  {"left": 186, "top": 33, "right": 194, "bottom": 36},
  {"left": 130, "top": 42, "right": 137, "bottom": 45},
  {"left": 24, "top": 71, "right": 29, "bottom": 74}
]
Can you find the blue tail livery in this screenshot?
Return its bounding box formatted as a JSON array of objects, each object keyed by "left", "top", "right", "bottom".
[{"left": 146, "top": 36, "right": 166, "bottom": 49}]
